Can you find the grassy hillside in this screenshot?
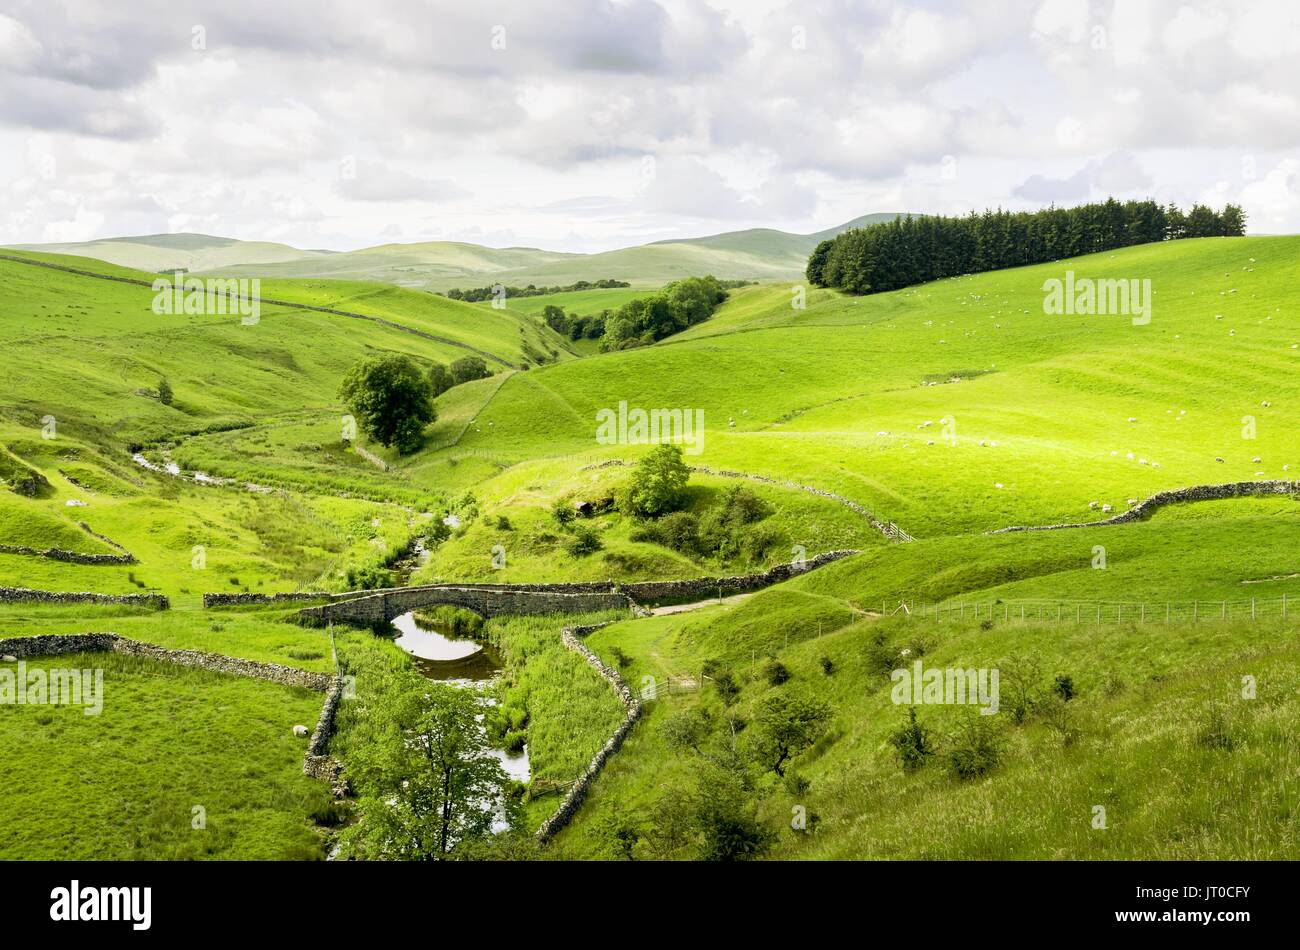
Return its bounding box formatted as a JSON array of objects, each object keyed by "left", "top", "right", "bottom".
[
  {"left": 14, "top": 215, "right": 904, "bottom": 292},
  {"left": 6, "top": 233, "right": 333, "bottom": 274},
  {"left": 427, "top": 236, "right": 1299, "bottom": 536},
  {"left": 3, "top": 223, "right": 1298, "bottom": 861}
]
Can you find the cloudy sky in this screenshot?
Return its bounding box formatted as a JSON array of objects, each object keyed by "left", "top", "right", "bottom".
[{"left": 1, "top": 0, "right": 1298, "bottom": 252}]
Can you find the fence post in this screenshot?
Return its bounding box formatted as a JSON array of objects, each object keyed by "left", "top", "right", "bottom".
[
  {"left": 1285, "top": 594, "right": 1289, "bottom": 621},
  {"left": 1251, "top": 598, "right": 1255, "bottom": 620}
]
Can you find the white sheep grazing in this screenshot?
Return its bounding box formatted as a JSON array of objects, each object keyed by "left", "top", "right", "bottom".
[
  {"left": 1253, "top": 457, "right": 1262, "bottom": 463},
  {"left": 1151, "top": 462, "right": 1160, "bottom": 468},
  {"left": 1102, "top": 504, "right": 1113, "bottom": 513},
  {"left": 994, "top": 482, "right": 1004, "bottom": 489},
  {"left": 1127, "top": 498, "right": 1138, "bottom": 506},
  {"left": 1127, "top": 417, "right": 1137, "bottom": 422},
  {"left": 1126, "top": 452, "right": 1135, "bottom": 460},
  {"left": 1088, "top": 501, "right": 1099, "bottom": 509},
  {"left": 1139, "top": 458, "right": 1148, "bottom": 465}
]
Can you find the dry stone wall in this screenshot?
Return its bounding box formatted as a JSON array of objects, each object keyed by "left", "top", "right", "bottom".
[
  {"left": 0, "top": 587, "right": 167, "bottom": 609},
  {"left": 990, "top": 480, "right": 1300, "bottom": 534},
  {"left": 535, "top": 622, "right": 641, "bottom": 843}
]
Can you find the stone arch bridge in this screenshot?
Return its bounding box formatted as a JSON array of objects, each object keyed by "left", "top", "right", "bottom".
[
  {"left": 295, "top": 551, "right": 859, "bottom": 627},
  {"left": 298, "top": 583, "right": 632, "bottom": 626}
]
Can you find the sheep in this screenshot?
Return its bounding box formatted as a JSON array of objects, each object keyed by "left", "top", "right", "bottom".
[
  {"left": 1101, "top": 504, "right": 1113, "bottom": 513},
  {"left": 1088, "top": 501, "right": 1099, "bottom": 510}
]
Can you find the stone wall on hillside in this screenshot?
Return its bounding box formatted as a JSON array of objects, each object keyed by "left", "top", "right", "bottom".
[
  {"left": 0, "top": 543, "right": 134, "bottom": 565},
  {"left": 204, "top": 591, "right": 346, "bottom": 607},
  {"left": 0, "top": 587, "right": 167, "bottom": 609},
  {"left": 0, "top": 633, "right": 329, "bottom": 689},
  {"left": 535, "top": 622, "right": 642, "bottom": 843},
  {"left": 990, "top": 480, "right": 1300, "bottom": 534},
  {"left": 618, "top": 549, "right": 857, "bottom": 603}
]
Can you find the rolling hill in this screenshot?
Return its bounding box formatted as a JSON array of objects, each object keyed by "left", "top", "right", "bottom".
[{"left": 6, "top": 213, "right": 906, "bottom": 291}]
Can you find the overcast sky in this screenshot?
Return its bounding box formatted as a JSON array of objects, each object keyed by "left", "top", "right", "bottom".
[{"left": 1, "top": 0, "right": 1298, "bottom": 253}]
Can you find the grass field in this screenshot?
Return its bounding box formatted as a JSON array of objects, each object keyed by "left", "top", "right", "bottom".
[
  {"left": 3, "top": 231, "right": 1299, "bottom": 860},
  {"left": 0, "top": 651, "right": 331, "bottom": 860}
]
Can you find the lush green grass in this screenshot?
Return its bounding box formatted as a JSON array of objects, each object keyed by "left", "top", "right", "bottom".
[
  {"left": 432, "top": 236, "right": 1300, "bottom": 536},
  {"left": 6, "top": 231, "right": 1300, "bottom": 861},
  {"left": 0, "top": 651, "right": 331, "bottom": 859},
  {"left": 556, "top": 588, "right": 1300, "bottom": 859},
  {"left": 411, "top": 460, "right": 883, "bottom": 585}
]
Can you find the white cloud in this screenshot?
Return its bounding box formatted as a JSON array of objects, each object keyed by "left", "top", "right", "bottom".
[{"left": 1, "top": 0, "right": 1298, "bottom": 249}]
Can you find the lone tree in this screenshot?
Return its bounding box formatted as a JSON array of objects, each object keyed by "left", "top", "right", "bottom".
[
  {"left": 751, "top": 692, "right": 832, "bottom": 777},
  {"left": 626, "top": 443, "right": 690, "bottom": 517},
  {"left": 340, "top": 678, "right": 512, "bottom": 860},
  {"left": 157, "top": 377, "right": 173, "bottom": 406},
  {"left": 339, "top": 354, "right": 435, "bottom": 454},
  {"left": 450, "top": 356, "right": 491, "bottom": 386},
  {"left": 428, "top": 362, "right": 452, "bottom": 398}
]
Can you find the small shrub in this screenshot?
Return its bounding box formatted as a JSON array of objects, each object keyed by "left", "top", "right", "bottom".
[
  {"left": 551, "top": 494, "right": 576, "bottom": 527},
  {"left": 564, "top": 526, "right": 603, "bottom": 557},
  {"left": 946, "top": 712, "right": 1002, "bottom": 779},
  {"left": 763, "top": 658, "right": 791, "bottom": 686},
  {"left": 1053, "top": 674, "right": 1076, "bottom": 702},
  {"left": 864, "top": 631, "right": 896, "bottom": 677},
  {"left": 888, "top": 707, "right": 935, "bottom": 771},
  {"left": 819, "top": 655, "right": 835, "bottom": 676},
  {"left": 494, "top": 515, "right": 513, "bottom": 530}
]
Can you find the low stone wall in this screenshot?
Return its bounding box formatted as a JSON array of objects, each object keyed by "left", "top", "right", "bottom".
[
  {"left": 618, "top": 549, "right": 857, "bottom": 604},
  {"left": 0, "top": 543, "right": 134, "bottom": 565},
  {"left": 204, "top": 591, "right": 346, "bottom": 608},
  {"left": 990, "top": 480, "right": 1300, "bottom": 534},
  {"left": 0, "top": 586, "right": 168, "bottom": 610},
  {"left": 535, "top": 622, "right": 642, "bottom": 843}
]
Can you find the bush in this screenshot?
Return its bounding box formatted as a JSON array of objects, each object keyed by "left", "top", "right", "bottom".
[
  {"left": 449, "top": 356, "right": 491, "bottom": 385},
  {"left": 1053, "top": 674, "right": 1076, "bottom": 702},
  {"left": 702, "top": 659, "right": 740, "bottom": 706},
  {"left": 494, "top": 515, "right": 512, "bottom": 530},
  {"left": 763, "top": 658, "right": 791, "bottom": 686},
  {"left": 639, "top": 511, "right": 700, "bottom": 554},
  {"left": 946, "top": 712, "right": 1002, "bottom": 779},
  {"left": 819, "top": 656, "right": 835, "bottom": 676},
  {"left": 888, "top": 707, "right": 935, "bottom": 771},
  {"left": 564, "top": 527, "right": 603, "bottom": 557},
  {"left": 158, "top": 377, "right": 173, "bottom": 405},
  {"left": 551, "top": 494, "right": 576, "bottom": 527}
]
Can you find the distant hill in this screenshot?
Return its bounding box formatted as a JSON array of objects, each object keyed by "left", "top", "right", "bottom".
[
  {"left": 5, "top": 233, "right": 335, "bottom": 273},
  {"left": 7, "top": 213, "right": 906, "bottom": 290}
]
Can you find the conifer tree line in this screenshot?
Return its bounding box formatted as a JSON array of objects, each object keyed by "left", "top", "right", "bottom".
[{"left": 806, "top": 199, "right": 1246, "bottom": 295}]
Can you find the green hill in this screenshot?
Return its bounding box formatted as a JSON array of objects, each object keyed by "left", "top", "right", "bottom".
[{"left": 10, "top": 214, "right": 906, "bottom": 291}]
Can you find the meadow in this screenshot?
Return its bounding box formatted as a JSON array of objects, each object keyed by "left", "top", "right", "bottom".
[{"left": 2, "top": 231, "right": 1298, "bottom": 859}]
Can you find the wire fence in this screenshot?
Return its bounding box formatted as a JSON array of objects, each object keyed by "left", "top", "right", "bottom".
[{"left": 887, "top": 596, "right": 1297, "bottom": 625}]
